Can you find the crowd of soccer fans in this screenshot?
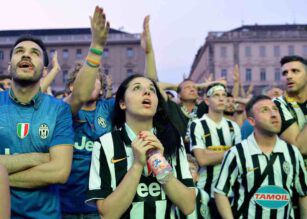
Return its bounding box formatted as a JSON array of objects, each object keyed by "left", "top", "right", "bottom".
[{"left": 0, "top": 5, "right": 306, "bottom": 219}]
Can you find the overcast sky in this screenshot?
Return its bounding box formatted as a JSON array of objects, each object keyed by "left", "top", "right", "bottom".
[{"left": 1, "top": 0, "right": 306, "bottom": 83}]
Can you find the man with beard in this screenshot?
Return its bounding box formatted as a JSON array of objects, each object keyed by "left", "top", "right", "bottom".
[
  {"left": 215, "top": 95, "right": 307, "bottom": 219},
  {"left": 224, "top": 92, "right": 236, "bottom": 121},
  {"left": 0, "top": 35, "right": 74, "bottom": 218},
  {"left": 273, "top": 56, "right": 307, "bottom": 218},
  {"left": 273, "top": 56, "right": 307, "bottom": 156},
  {"left": 59, "top": 6, "right": 114, "bottom": 219},
  {"left": 0, "top": 5, "right": 110, "bottom": 217}
]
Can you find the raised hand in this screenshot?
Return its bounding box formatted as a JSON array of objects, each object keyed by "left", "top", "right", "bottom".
[
  {"left": 233, "top": 64, "right": 239, "bottom": 82},
  {"left": 141, "top": 15, "right": 153, "bottom": 54},
  {"left": 138, "top": 131, "right": 164, "bottom": 155},
  {"left": 51, "top": 51, "right": 61, "bottom": 73},
  {"left": 131, "top": 134, "right": 154, "bottom": 166},
  {"left": 90, "top": 6, "right": 110, "bottom": 49}
]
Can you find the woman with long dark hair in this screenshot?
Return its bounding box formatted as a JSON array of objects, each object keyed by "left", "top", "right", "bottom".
[{"left": 86, "top": 74, "right": 195, "bottom": 218}]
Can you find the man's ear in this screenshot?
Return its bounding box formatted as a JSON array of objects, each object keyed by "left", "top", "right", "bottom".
[
  {"left": 42, "top": 67, "right": 48, "bottom": 77},
  {"left": 204, "top": 97, "right": 209, "bottom": 106},
  {"left": 247, "top": 116, "right": 256, "bottom": 127},
  {"left": 119, "top": 100, "right": 126, "bottom": 110},
  {"left": 7, "top": 62, "right": 11, "bottom": 74}
]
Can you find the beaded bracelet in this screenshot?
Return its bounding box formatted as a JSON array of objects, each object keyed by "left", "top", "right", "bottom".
[{"left": 90, "top": 47, "right": 103, "bottom": 56}]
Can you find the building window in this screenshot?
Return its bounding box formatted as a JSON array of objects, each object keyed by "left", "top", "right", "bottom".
[
  {"left": 62, "top": 70, "right": 68, "bottom": 83},
  {"left": 259, "top": 46, "right": 266, "bottom": 57},
  {"left": 63, "top": 49, "right": 69, "bottom": 60},
  {"left": 76, "top": 49, "right": 82, "bottom": 59},
  {"left": 288, "top": 45, "right": 294, "bottom": 55},
  {"left": 127, "top": 48, "right": 134, "bottom": 58},
  {"left": 303, "top": 45, "right": 307, "bottom": 56},
  {"left": 221, "top": 69, "right": 227, "bottom": 79},
  {"left": 274, "top": 68, "right": 281, "bottom": 81},
  {"left": 221, "top": 46, "right": 227, "bottom": 58},
  {"left": 260, "top": 68, "right": 266, "bottom": 81},
  {"left": 245, "top": 46, "right": 251, "bottom": 57},
  {"left": 103, "top": 48, "right": 109, "bottom": 58},
  {"left": 273, "top": 45, "right": 280, "bottom": 57},
  {"left": 245, "top": 68, "right": 252, "bottom": 81},
  {"left": 0, "top": 50, "right": 4, "bottom": 60},
  {"left": 127, "top": 69, "right": 134, "bottom": 76}
]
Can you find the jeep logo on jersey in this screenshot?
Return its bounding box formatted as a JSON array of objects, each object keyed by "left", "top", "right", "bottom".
[
  {"left": 17, "top": 123, "right": 30, "bottom": 139},
  {"left": 135, "top": 182, "right": 166, "bottom": 201},
  {"left": 97, "top": 116, "right": 107, "bottom": 128},
  {"left": 39, "top": 124, "right": 49, "bottom": 139},
  {"left": 74, "top": 136, "right": 94, "bottom": 151},
  {"left": 254, "top": 186, "right": 289, "bottom": 209}
]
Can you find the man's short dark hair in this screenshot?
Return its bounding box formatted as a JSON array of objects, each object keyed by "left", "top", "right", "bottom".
[
  {"left": 280, "top": 55, "right": 307, "bottom": 67},
  {"left": 0, "top": 75, "right": 11, "bottom": 80},
  {"left": 246, "top": 95, "right": 271, "bottom": 118},
  {"left": 226, "top": 92, "right": 233, "bottom": 98},
  {"left": 177, "top": 79, "right": 194, "bottom": 93},
  {"left": 10, "top": 35, "right": 49, "bottom": 67}
]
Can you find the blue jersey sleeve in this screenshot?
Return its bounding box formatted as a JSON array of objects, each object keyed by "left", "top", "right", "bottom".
[{"left": 50, "top": 103, "right": 74, "bottom": 147}]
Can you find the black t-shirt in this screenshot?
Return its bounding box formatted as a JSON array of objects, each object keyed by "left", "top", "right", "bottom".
[{"left": 166, "top": 100, "right": 208, "bottom": 153}]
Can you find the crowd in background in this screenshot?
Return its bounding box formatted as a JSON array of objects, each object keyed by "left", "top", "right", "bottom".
[{"left": 0, "top": 5, "right": 306, "bottom": 219}]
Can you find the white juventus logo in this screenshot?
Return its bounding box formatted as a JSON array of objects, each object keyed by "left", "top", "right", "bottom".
[
  {"left": 97, "top": 116, "right": 107, "bottom": 128},
  {"left": 39, "top": 124, "right": 49, "bottom": 139}
]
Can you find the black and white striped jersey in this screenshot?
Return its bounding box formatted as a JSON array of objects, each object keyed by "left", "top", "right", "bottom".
[
  {"left": 189, "top": 114, "right": 241, "bottom": 197},
  {"left": 86, "top": 127, "right": 194, "bottom": 219},
  {"left": 215, "top": 134, "right": 307, "bottom": 219},
  {"left": 274, "top": 95, "right": 307, "bottom": 170}
]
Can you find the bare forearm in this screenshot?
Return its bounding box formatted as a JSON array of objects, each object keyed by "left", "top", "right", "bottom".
[
  {"left": 40, "top": 68, "right": 60, "bottom": 92},
  {"left": 0, "top": 165, "right": 10, "bottom": 219},
  {"left": 299, "top": 196, "right": 307, "bottom": 219},
  {"left": 196, "top": 150, "right": 225, "bottom": 166},
  {"left": 296, "top": 125, "right": 307, "bottom": 155},
  {"left": 97, "top": 163, "right": 143, "bottom": 218},
  {"left": 9, "top": 156, "right": 71, "bottom": 188},
  {"left": 0, "top": 153, "right": 49, "bottom": 174},
  {"left": 215, "top": 193, "right": 234, "bottom": 219},
  {"left": 232, "top": 80, "right": 239, "bottom": 98},
  {"left": 162, "top": 176, "right": 195, "bottom": 215},
  {"left": 71, "top": 44, "right": 102, "bottom": 103},
  {"left": 145, "top": 52, "right": 158, "bottom": 81}
]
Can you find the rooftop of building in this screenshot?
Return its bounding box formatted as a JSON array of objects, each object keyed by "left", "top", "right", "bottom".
[
  {"left": 0, "top": 27, "right": 129, "bottom": 37},
  {"left": 229, "top": 24, "right": 307, "bottom": 32}
]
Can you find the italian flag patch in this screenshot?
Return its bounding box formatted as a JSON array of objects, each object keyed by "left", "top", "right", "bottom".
[{"left": 17, "top": 123, "right": 30, "bottom": 139}]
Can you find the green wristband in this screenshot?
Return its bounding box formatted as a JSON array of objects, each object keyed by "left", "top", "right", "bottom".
[{"left": 90, "top": 47, "right": 103, "bottom": 56}]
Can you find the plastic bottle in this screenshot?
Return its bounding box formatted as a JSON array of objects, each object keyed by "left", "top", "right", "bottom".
[{"left": 147, "top": 149, "right": 173, "bottom": 184}]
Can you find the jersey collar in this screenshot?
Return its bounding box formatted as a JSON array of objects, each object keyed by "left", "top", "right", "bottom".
[
  {"left": 9, "top": 88, "right": 42, "bottom": 109},
  {"left": 247, "top": 133, "right": 284, "bottom": 155}
]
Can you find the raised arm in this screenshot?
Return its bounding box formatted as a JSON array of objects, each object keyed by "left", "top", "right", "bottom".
[
  {"left": 232, "top": 64, "right": 240, "bottom": 98},
  {"left": 40, "top": 51, "right": 61, "bottom": 93},
  {"left": 142, "top": 15, "right": 158, "bottom": 81},
  {"left": 65, "top": 6, "right": 110, "bottom": 115},
  {"left": 104, "top": 73, "right": 113, "bottom": 99}
]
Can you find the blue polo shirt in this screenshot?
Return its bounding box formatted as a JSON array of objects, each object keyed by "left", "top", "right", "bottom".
[
  {"left": 59, "top": 98, "right": 114, "bottom": 213},
  {"left": 0, "top": 89, "right": 74, "bottom": 219}
]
